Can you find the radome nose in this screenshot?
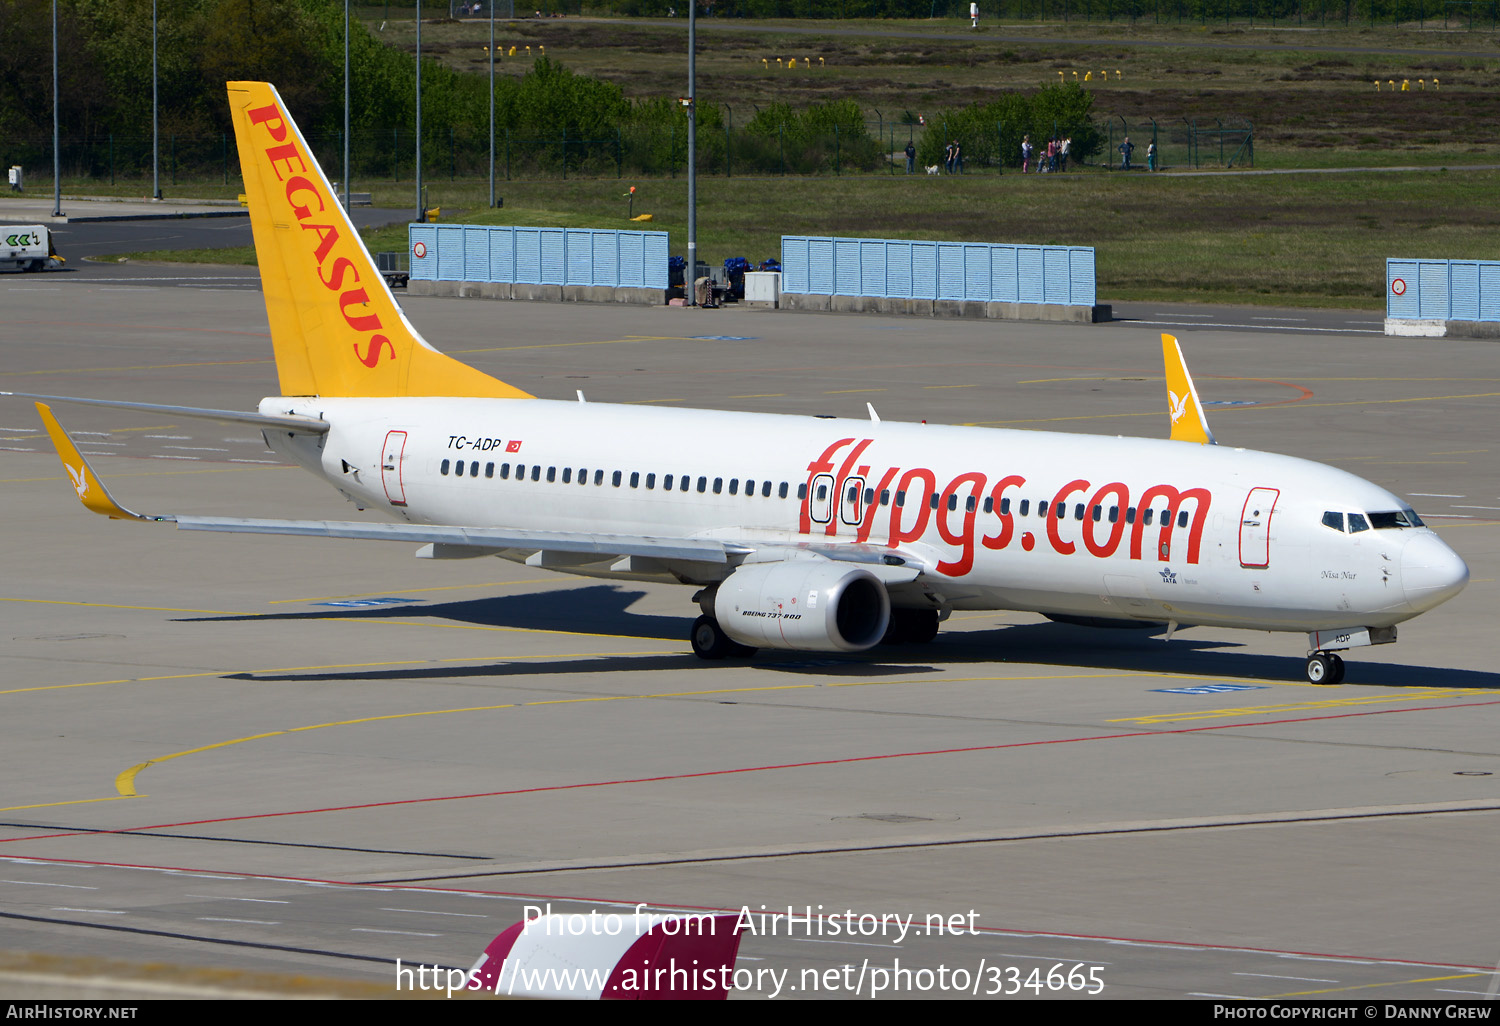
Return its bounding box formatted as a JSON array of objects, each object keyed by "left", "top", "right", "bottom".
[{"left": 1402, "top": 534, "right": 1469, "bottom": 612}]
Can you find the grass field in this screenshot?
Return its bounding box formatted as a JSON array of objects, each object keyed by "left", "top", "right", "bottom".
[{"left": 66, "top": 15, "right": 1500, "bottom": 308}]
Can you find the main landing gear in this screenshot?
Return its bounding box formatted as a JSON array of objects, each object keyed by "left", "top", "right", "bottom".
[
  {"left": 1305, "top": 652, "right": 1345, "bottom": 686},
  {"left": 690, "top": 615, "right": 756, "bottom": 660}
]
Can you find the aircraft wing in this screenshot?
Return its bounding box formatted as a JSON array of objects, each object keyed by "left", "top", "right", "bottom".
[{"left": 31, "top": 401, "right": 927, "bottom": 578}]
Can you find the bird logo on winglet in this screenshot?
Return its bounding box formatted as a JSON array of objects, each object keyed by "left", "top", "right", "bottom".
[
  {"left": 65, "top": 462, "right": 89, "bottom": 501},
  {"left": 1168, "top": 389, "right": 1189, "bottom": 424}
]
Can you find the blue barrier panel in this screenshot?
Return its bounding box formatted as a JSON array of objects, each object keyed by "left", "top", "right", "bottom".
[
  {"left": 410, "top": 224, "right": 669, "bottom": 288},
  {"left": 782, "top": 235, "right": 1095, "bottom": 305},
  {"left": 1388, "top": 258, "right": 1500, "bottom": 322}
]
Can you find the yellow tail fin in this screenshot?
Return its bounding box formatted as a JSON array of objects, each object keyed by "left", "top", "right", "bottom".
[
  {"left": 227, "top": 81, "right": 531, "bottom": 400},
  {"left": 1161, "top": 333, "right": 1216, "bottom": 445}
]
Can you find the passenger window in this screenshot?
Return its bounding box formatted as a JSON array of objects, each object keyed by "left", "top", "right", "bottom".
[
  {"left": 1348, "top": 513, "right": 1370, "bottom": 533},
  {"left": 929, "top": 494, "right": 939, "bottom": 510},
  {"left": 745, "top": 480, "right": 755, "bottom": 495},
  {"left": 714, "top": 478, "right": 723, "bottom": 494},
  {"left": 630, "top": 472, "right": 639, "bottom": 488},
  {"left": 814, "top": 482, "right": 826, "bottom": 500},
  {"left": 501, "top": 463, "right": 510, "bottom": 479},
  {"left": 682, "top": 476, "right": 692, "bottom": 492},
  {"left": 895, "top": 490, "right": 906, "bottom": 507},
  {"left": 561, "top": 467, "right": 571, "bottom": 484},
  {"left": 440, "top": 458, "right": 450, "bottom": 475},
  {"left": 730, "top": 479, "right": 740, "bottom": 496},
  {"left": 1092, "top": 505, "right": 1102, "bottom": 522},
  {"left": 698, "top": 476, "right": 708, "bottom": 493},
  {"left": 455, "top": 460, "right": 465, "bottom": 477},
  {"left": 1019, "top": 499, "right": 1029, "bottom": 516},
  {"left": 485, "top": 462, "right": 494, "bottom": 479},
  {"left": 763, "top": 481, "right": 773, "bottom": 498},
  {"left": 1143, "top": 508, "right": 1153, "bottom": 525},
  {"left": 1322, "top": 511, "right": 1344, "bottom": 532},
  {"left": 578, "top": 468, "right": 586, "bottom": 484},
  {"left": 1177, "top": 510, "right": 1189, "bottom": 528},
  {"left": 594, "top": 469, "right": 604, "bottom": 486},
  {"left": 471, "top": 461, "right": 479, "bottom": 477},
  {"left": 966, "top": 496, "right": 976, "bottom": 513},
  {"left": 646, "top": 473, "right": 656, "bottom": 489},
  {"left": 778, "top": 482, "right": 788, "bottom": 499},
  {"left": 612, "top": 470, "right": 622, "bottom": 487},
  {"left": 865, "top": 488, "right": 875, "bottom": 505},
  {"left": 1038, "top": 501, "right": 1048, "bottom": 517},
  {"left": 1058, "top": 503, "right": 1068, "bottom": 520},
  {"left": 546, "top": 466, "right": 556, "bottom": 482},
  {"left": 663, "top": 474, "right": 673, "bottom": 490},
  {"left": 999, "top": 497, "right": 1009, "bottom": 515},
  {"left": 531, "top": 465, "right": 540, "bottom": 482},
  {"left": 947, "top": 494, "right": 958, "bottom": 511},
  {"left": 795, "top": 483, "right": 805, "bottom": 500},
  {"left": 1074, "top": 504, "right": 1084, "bottom": 521},
  {"left": 882, "top": 489, "right": 891, "bottom": 506},
  {"left": 1108, "top": 506, "right": 1117, "bottom": 523},
  {"left": 1125, "top": 506, "right": 1135, "bottom": 524}
]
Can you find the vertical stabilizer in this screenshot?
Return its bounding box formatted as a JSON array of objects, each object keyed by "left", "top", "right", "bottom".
[
  {"left": 227, "top": 81, "right": 531, "bottom": 400},
  {"left": 1161, "top": 333, "right": 1216, "bottom": 445}
]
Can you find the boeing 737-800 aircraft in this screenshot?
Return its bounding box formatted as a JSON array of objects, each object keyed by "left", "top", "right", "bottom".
[{"left": 8, "top": 82, "right": 1469, "bottom": 686}]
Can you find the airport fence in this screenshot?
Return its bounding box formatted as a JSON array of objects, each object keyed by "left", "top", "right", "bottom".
[
  {"left": 1, "top": 115, "right": 1248, "bottom": 188},
  {"left": 360, "top": 1, "right": 1498, "bottom": 30}
]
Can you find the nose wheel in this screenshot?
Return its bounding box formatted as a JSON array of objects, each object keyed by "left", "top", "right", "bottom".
[{"left": 1305, "top": 652, "right": 1345, "bottom": 685}]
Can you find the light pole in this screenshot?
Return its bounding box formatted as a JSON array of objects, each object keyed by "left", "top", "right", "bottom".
[
  {"left": 686, "top": 0, "right": 696, "bottom": 304},
  {"left": 415, "top": 0, "right": 423, "bottom": 222},
  {"left": 152, "top": 0, "right": 160, "bottom": 200},
  {"left": 488, "top": 0, "right": 495, "bottom": 207},
  {"left": 343, "top": 0, "right": 350, "bottom": 204},
  {"left": 52, "top": 0, "right": 62, "bottom": 217}
]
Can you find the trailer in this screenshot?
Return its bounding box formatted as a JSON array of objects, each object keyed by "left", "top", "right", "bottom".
[{"left": 1, "top": 225, "right": 64, "bottom": 272}]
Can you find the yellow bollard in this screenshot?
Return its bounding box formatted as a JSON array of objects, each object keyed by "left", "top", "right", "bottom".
[
  {"left": 776, "top": 57, "right": 782, "bottom": 66},
  {"left": 1374, "top": 80, "right": 1380, "bottom": 90},
  {"left": 1435, "top": 78, "right": 1440, "bottom": 89},
  {"left": 525, "top": 45, "right": 531, "bottom": 56},
  {"left": 819, "top": 57, "right": 825, "bottom": 65},
  {"left": 508, "top": 45, "right": 516, "bottom": 56},
  {"left": 804, "top": 57, "right": 809, "bottom": 67},
  {"left": 762, "top": 58, "right": 768, "bottom": 68},
  {"left": 1401, "top": 79, "right": 1409, "bottom": 91},
  {"left": 1418, "top": 79, "right": 1425, "bottom": 90},
  {"left": 1387, "top": 79, "right": 1395, "bottom": 89},
  {"left": 539, "top": 44, "right": 544, "bottom": 54},
  {"left": 1116, "top": 69, "right": 1122, "bottom": 78},
  {"left": 1072, "top": 70, "right": 1079, "bottom": 81},
  {"left": 1058, "top": 71, "right": 1064, "bottom": 82},
  {"left": 1084, "top": 71, "right": 1092, "bottom": 81}
]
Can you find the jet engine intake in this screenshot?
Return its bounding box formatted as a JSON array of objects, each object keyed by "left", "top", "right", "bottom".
[{"left": 714, "top": 560, "right": 891, "bottom": 652}]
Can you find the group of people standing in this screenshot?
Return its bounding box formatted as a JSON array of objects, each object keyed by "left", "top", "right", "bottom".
[{"left": 1020, "top": 134, "right": 1071, "bottom": 174}]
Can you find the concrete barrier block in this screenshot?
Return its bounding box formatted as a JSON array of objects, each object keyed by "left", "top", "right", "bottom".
[
  {"left": 1385, "top": 318, "right": 1447, "bottom": 337},
  {"left": 480, "top": 282, "right": 512, "bottom": 300},
  {"left": 512, "top": 283, "right": 564, "bottom": 303},
  {"left": 1443, "top": 320, "right": 1500, "bottom": 339}
]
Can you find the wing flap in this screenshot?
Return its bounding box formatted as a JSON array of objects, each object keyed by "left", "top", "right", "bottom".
[{"left": 173, "top": 516, "right": 731, "bottom": 563}]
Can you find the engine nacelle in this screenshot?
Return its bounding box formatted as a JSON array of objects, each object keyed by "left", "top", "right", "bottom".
[{"left": 713, "top": 559, "right": 890, "bottom": 652}]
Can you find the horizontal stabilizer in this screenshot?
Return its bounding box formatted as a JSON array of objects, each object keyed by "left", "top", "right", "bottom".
[{"left": 5, "top": 392, "right": 328, "bottom": 434}]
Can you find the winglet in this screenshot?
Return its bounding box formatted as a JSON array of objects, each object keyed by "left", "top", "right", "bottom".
[
  {"left": 35, "top": 403, "right": 162, "bottom": 521},
  {"left": 1161, "top": 333, "right": 1216, "bottom": 445}
]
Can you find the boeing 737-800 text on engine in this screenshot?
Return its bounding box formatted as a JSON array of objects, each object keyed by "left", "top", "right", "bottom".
[{"left": 6, "top": 82, "right": 1469, "bottom": 686}]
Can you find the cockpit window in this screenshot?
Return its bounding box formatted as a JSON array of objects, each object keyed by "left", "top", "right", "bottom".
[
  {"left": 1321, "top": 511, "right": 1344, "bottom": 532},
  {"left": 1369, "top": 510, "right": 1423, "bottom": 529},
  {"left": 1347, "top": 512, "right": 1370, "bottom": 533}
]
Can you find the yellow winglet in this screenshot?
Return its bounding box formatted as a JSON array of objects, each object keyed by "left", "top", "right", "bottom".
[
  {"left": 1161, "top": 333, "right": 1216, "bottom": 445},
  {"left": 35, "top": 403, "right": 158, "bottom": 521}
]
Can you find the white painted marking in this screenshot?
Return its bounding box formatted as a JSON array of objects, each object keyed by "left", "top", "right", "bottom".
[
  {"left": 1250, "top": 317, "right": 1308, "bottom": 322},
  {"left": 1189, "top": 993, "right": 1256, "bottom": 999},
  {"left": 380, "top": 907, "right": 487, "bottom": 918},
  {"left": 995, "top": 951, "right": 1115, "bottom": 965},
  {"left": 229, "top": 459, "right": 281, "bottom": 464},
  {"left": 175, "top": 874, "right": 245, "bottom": 880},
  {"left": 145, "top": 435, "right": 191, "bottom": 440},
  {"left": 1434, "top": 989, "right": 1493, "bottom": 996},
  {"left": 1233, "top": 972, "right": 1338, "bottom": 982},
  {"left": 198, "top": 917, "right": 280, "bottom": 925},
  {"left": 163, "top": 446, "right": 229, "bottom": 452},
  {"left": 351, "top": 928, "right": 441, "bottom": 937},
  {"left": 147, "top": 454, "right": 199, "bottom": 460},
  {"left": 186, "top": 894, "right": 290, "bottom": 904},
  {"left": 1, "top": 880, "right": 98, "bottom": 890},
  {"left": 72, "top": 431, "right": 112, "bottom": 437},
  {"left": 1143, "top": 320, "right": 1382, "bottom": 334},
  {"left": 1453, "top": 505, "right": 1500, "bottom": 510},
  {"left": 53, "top": 907, "right": 125, "bottom": 914},
  {"left": 1154, "top": 312, "right": 1214, "bottom": 318},
  {"left": 0, "top": 447, "right": 38, "bottom": 452},
  {"left": 1410, "top": 493, "right": 1466, "bottom": 498}
]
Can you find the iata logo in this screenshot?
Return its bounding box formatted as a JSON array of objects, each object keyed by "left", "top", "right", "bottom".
[{"left": 1158, "top": 566, "right": 1178, "bottom": 584}]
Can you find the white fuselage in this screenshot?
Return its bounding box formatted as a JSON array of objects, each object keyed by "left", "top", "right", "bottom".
[{"left": 261, "top": 396, "right": 1468, "bottom": 634}]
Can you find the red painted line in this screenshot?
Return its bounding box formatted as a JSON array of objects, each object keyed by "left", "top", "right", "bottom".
[
  {"left": 1, "top": 853, "right": 1493, "bottom": 975},
  {"left": 4, "top": 696, "right": 1497, "bottom": 845}
]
